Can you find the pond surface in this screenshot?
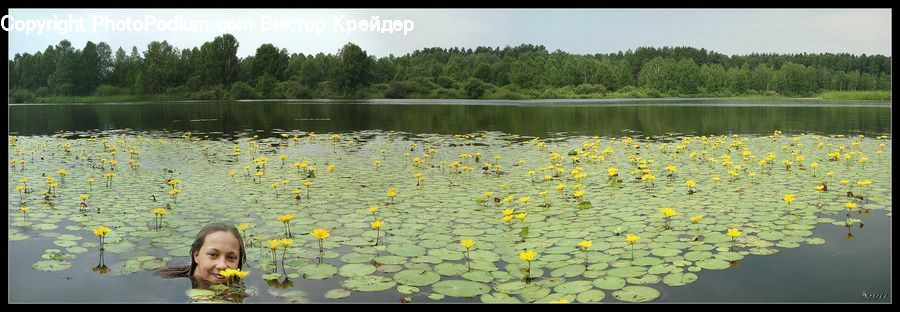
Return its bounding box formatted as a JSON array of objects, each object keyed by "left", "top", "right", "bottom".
[{"left": 7, "top": 100, "right": 892, "bottom": 303}]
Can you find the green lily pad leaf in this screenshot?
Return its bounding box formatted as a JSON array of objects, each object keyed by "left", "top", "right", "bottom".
[
  {"left": 663, "top": 272, "right": 698, "bottom": 287},
  {"left": 577, "top": 201, "right": 592, "bottom": 209},
  {"left": 550, "top": 264, "right": 586, "bottom": 278},
  {"left": 592, "top": 276, "right": 626, "bottom": 290},
  {"left": 140, "top": 258, "right": 167, "bottom": 270},
  {"left": 434, "top": 263, "right": 468, "bottom": 276},
  {"left": 32, "top": 260, "right": 72, "bottom": 272},
  {"left": 607, "top": 266, "right": 648, "bottom": 278},
  {"left": 324, "top": 288, "right": 352, "bottom": 300},
  {"left": 340, "top": 252, "right": 375, "bottom": 264},
  {"left": 757, "top": 231, "right": 785, "bottom": 241},
  {"left": 262, "top": 272, "right": 283, "bottom": 280},
  {"left": 386, "top": 244, "right": 426, "bottom": 257},
  {"left": 806, "top": 237, "right": 826, "bottom": 245},
  {"left": 428, "top": 293, "right": 445, "bottom": 300},
  {"left": 338, "top": 263, "right": 376, "bottom": 278},
  {"left": 715, "top": 251, "right": 744, "bottom": 262},
  {"left": 373, "top": 255, "right": 407, "bottom": 265},
  {"left": 696, "top": 258, "right": 731, "bottom": 270},
  {"left": 299, "top": 263, "right": 337, "bottom": 280},
  {"left": 576, "top": 289, "right": 606, "bottom": 303},
  {"left": 553, "top": 280, "right": 594, "bottom": 294},
  {"left": 341, "top": 275, "right": 397, "bottom": 292},
  {"left": 481, "top": 292, "right": 522, "bottom": 303},
  {"left": 651, "top": 248, "right": 681, "bottom": 257},
  {"left": 627, "top": 274, "right": 661, "bottom": 285},
  {"left": 397, "top": 285, "right": 420, "bottom": 294},
  {"left": 393, "top": 269, "right": 441, "bottom": 286},
  {"left": 461, "top": 270, "right": 494, "bottom": 283},
  {"left": 612, "top": 286, "right": 661, "bottom": 302},
  {"left": 186, "top": 289, "right": 216, "bottom": 301},
  {"left": 432, "top": 280, "right": 491, "bottom": 297},
  {"left": 274, "top": 290, "right": 309, "bottom": 303},
  {"left": 684, "top": 250, "right": 714, "bottom": 261},
  {"left": 376, "top": 264, "right": 404, "bottom": 273}
]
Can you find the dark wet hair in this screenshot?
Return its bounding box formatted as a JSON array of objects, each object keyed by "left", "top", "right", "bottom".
[{"left": 156, "top": 222, "right": 246, "bottom": 279}]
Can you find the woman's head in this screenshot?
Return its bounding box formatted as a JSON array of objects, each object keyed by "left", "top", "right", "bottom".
[{"left": 157, "top": 222, "right": 246, "bottom": 286}]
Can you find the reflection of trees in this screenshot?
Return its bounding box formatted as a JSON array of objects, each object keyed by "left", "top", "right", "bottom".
[{"left": 10, "top": 102, "right": 891, "bottom": 139}]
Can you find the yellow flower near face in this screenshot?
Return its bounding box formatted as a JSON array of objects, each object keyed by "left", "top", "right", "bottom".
[
  {"left": 267, "top": 239, "right": 280, "bottom": 251},
  {"left": 278, "top": 214, "right": 294, "bottom": 223},
  {"left": 311, "top": 228, "right": 330, "bottom": 240},
  {"left": 783, "top": 194, "right": 795, "bottom": 203},
  {"left": 690, "top": 215, "right": 703, "bottom": 223},
  {"left": 626, "top": 234, "right": 639, "bottom": 244},
  {"left": 727, "top": 228, "right": 742, "bottom": 238},
  {"left": 519, "top": 250, "right": 538, "bottom": 262},
  {"left": 234, "top": 270, "right": 249, "bottom": 280},
  {"left": 220, "top": 268, "right": 235, "bottom": 279},
  {"left": 660, "top": 207, "right": 677, "bottom": 218},
  {"left": 578, "top": 240, "right": 592, "bottom": 250},
  {"left": 371, "top": 220, "right": 383, "bottom": 229},
  {"left": 460, "top": 239, "right": 475, "bottom": 249},
  {"left": 387, "top": 188, "right": 398, "bottom": 198}
]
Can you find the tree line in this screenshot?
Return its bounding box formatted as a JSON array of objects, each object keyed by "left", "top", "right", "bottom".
[{"left": 8, "top": 34, "right": 892, "bottom": 102}]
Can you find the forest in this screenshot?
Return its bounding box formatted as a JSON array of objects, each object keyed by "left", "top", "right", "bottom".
[{"left": 8, "top": 34, "right": 892, "bottom": 102}]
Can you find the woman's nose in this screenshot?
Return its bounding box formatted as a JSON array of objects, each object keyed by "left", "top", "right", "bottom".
[{"left": 215, "top": 258, "right": 228, "bottom": 269}]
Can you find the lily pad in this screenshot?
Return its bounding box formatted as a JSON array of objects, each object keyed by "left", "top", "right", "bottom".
[
  {"left": 393, "top": 269, "right": 441, "bottom": 286},
  {"left": 612, "top": 285, "right": 661, "bottom": 302},
  {"left": 341, "top": 275, "right": 397, "bottom": 292},
  {"left": 432, "top": 280, "right": 491, "bottom": 297}
]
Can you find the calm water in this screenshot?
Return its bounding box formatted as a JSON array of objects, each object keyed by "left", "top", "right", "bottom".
[{"left": 7, "top": 100, "right": 892, "bottom": 303}]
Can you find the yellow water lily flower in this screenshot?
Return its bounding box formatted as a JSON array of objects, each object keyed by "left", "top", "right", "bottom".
[
  {"left": 368, "top": 206, "right": 379, "bottom": 215},
  {"left": 783, "top": 194, "right": 795, "bottom": 203},
  {"left": 237, "top": 224, "right": 249, "bottom": 231},
  {"left": 278, "top": 214, "right": 294, "bottom": 223},
  {"left": 278, "top": 238, "right": 293, "bottom": 247},
  {"left": 501, "top": 215, "right": 513, "bottom": 223},
  {"left": 93, "top": 226, "right": 112, "bottom": 237},
  {"left": 151, "top": 208, "right": 168, "bottom": 216},
  {"left": 460, "top": 239, "right": 475, "bottom": 249},
  {"left": 660, "top": 207, "right": 677, "bottom": 218},
  {"left": 691, "top": 215, "right": 703, "bottom": 223},
  {"left": 578, "top": 240, "right": 592, "bottom": 250},
  {"left": 727, "top": 228, "right": 742, "bottom": 238},
  {"left": 608, "top": 167, "right": 618, "bottom": 176},
  {"left": 267, "top": 239, "right": 281, "bottom": 251},
  {"left": 685, "top": 180, "right": 696, "bottom": 187},
  {"left": 371, "top": 220, "right": 383, "bottom": 229},
  {"left": 519, "top": 250, "right": 538, "bottom": 262},
  {"left": 311, "top": 228, "right": 330, "bottom": 240},
  {"left": 626, "top": 234, "right": 639, "bottom": 244},
  {"left": 387, "top": 188, "right": 398, "bottom": 197},
  {"left": 515, "top": 213, "right": 527, "bottom": 220},
  {"left": 502, "top": 209, "right": 514, "bottom": 216}
]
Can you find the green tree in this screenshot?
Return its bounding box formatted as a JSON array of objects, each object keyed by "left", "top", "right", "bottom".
[{"left": 335, "top": 43, "right": 374, "bottom": 93}]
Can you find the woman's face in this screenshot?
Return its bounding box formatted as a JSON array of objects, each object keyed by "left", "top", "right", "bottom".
[{"left": 192, "top": 231, "right": 241, "bottom": 285}]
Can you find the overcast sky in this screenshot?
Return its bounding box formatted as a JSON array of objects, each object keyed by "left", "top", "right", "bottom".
[{"left": 6, "top": 9, "right": 892, "bottom": 60}]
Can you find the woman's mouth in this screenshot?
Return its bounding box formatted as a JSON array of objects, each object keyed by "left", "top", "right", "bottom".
[{"left": 213, "top": 274, "right": 226, "bottom": 282}]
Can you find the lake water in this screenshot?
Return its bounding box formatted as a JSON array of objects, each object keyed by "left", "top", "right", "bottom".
[{"left": 7, "top": 100, "right": 892, "bottom": 303}]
